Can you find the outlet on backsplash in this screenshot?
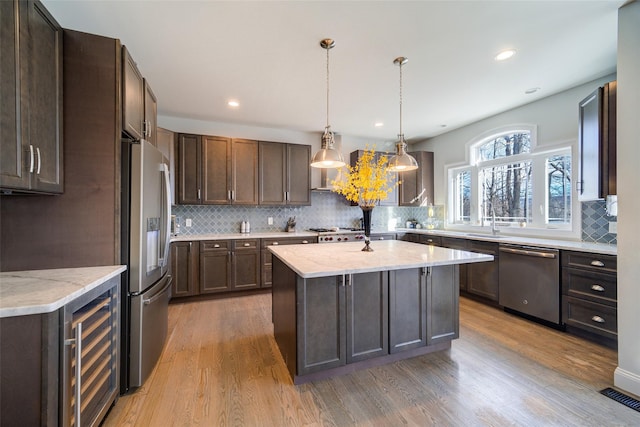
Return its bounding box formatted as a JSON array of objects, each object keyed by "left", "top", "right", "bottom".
[
  {"left": 609, "top": 222, "right": 617, "bottom": 234},
  {"left": 185, "top": 218, "right": 192, "bottom": 227}
]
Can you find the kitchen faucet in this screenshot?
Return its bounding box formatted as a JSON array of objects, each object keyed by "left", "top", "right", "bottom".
[{"left": 491, "top": 208, "right": 500, "bottom": 235}]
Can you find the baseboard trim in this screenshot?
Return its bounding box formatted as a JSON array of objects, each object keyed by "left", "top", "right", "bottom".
[{"left": 614, "top": 367, "right": 640, "bottom": 398}]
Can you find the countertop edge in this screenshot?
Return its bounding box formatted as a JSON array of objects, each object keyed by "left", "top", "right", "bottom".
[
  {"left": 0, "top": 265, "right": 127, "bottom": 318},
  {"left": 269, "top": 241, "right": 493, "bottom": 279},
  {"left": 396, "top": 228, "right": 617, "bottom": 255}
]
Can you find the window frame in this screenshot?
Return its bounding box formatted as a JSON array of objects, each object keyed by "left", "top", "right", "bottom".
[{"left": 446, "top": 124, "right": 579, "bottom": 239}]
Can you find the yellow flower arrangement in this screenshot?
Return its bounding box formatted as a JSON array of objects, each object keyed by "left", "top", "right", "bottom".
[{"left": 331, "top": 148, "right": 397, "bottom": 207}]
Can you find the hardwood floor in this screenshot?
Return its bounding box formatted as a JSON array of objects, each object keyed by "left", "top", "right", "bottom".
[{"left": 104, "top": 294, "right": 640, "bottom": 426}]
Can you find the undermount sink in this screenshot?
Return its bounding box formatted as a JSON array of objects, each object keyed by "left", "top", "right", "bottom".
[{"left": 465, "top": 233, "right": 511, "bottom": 239}]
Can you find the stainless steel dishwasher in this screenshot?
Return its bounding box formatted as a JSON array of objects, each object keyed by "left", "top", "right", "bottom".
[{"left": 498, "top": 244, "right": 560, "bottom": 324}]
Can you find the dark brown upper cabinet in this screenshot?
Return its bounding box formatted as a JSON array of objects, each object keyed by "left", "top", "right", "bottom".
[
  {"left": 1, "top": 0, "right": 63, "bottom": 194},
  {"left": 143, "top": 79, "right": 157, "bottom": 146},
  {"left": 259, "top": 141, "right": 311, "bottom": 206},
  {"left": 398, "top": 151, "right": 434, "bottom": 207},
  {"left": 577, "top": 81, "right": 616, "bottom": 201},
  {"left": 122, "top": 46, "right": 144, "bottom": 141},
  {"left": 177, "top": 134, "right": 258, "bottom": 205}
]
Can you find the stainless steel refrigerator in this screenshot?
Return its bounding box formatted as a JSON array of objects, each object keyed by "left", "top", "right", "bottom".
[{"left": 121, "top": 139, "right": 172, "bottom": 393}]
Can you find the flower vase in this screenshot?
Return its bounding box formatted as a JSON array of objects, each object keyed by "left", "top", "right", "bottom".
[{"left": 361, "top": 206, "right": 374, "bottom": 252}]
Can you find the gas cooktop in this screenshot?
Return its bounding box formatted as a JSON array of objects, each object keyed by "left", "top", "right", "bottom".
[{"left": 308, "top": 228, "right": 364, "bottom": 233}]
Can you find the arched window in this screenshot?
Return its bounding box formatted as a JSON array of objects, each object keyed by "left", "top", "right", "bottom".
[{"left": 448, "top": 125, "right": 572, "bottom": 230}]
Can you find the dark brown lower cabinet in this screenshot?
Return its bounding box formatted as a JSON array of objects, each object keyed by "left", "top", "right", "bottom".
[
  {"left": 282, "top": 262, "right": 459, "bottom": 381},
  {"left": 232, "top": 239, "right": 260, "bottom": 290},
  {"left": 389, "top": 268, "right": 427, "bottom": 353},
  {"left": 200, "top": 240, "right": 232, "bottom": 293},
  {"left": 170, "top": 241, "right": 199, "bottom": 298},
  {"left": 466, "top": 240, "right": 499, "bottom": 301},
  {"left": 0, "top": 275, "right": 120, "bottom": 427},
  {"left": 188, "top": 239, "right": 261, "bottom": 296}
]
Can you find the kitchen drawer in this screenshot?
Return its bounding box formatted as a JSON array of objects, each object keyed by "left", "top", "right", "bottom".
[
  {"left": 468, "top": 240, "right": 499, "bottom": 256},
  {"left": 563, "top": 296, "right": 617, "bottom": 340},
  {"left": 562, "top": 268, "right": 617, "bottom": 306},
  {"left": 440, "top": 237, "right": 467, "bottom": 250},
  {"left": 371, "top": 233, "right": 396, "bottom": 241},
  {"left": 201, "top": 240, "right": 230, "bottom": 251},
  {"left": 261, "top": 237, "right": 316, "bottom": 248},
  {"left": 420, "top": 235, "right": 441, "bottom": 246},
  {"left": 561, "top": 251, "right": 616, "bottom": 273},
  {"left": 233, "top": 239, "right": 259, "bottom": 250}
]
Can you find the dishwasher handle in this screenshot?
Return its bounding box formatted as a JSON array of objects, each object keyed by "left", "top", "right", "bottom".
[{"left": 499, "top": 246, "right": 557, "bottom": 259}]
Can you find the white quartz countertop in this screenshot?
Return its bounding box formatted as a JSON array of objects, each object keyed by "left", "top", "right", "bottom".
[
  {"left": 171, "top": 231, "right": 318, "bottom": 242},
  {"left": 269, "top": 240, "right": 493, "bottom": 278},
  {"left": 396, "top": 228, "right": 617, "bottom": 255},
  {"left": 0, "top": 265, "right": 126, "bottom": 318}
]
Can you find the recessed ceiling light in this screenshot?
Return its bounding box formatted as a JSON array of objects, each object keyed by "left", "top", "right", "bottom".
[
  {"left": 228, "top": 100, "right": 240, "bottom": 107},
  {"left": 495, "top": 49, "right": 516, "bottom": 61},
  {"left": 525, "top": 87, "right": 541, "bottom": 94},
  {"left": 440, "top": 124, "right": 447, "bottom": 128},
  {"left": 374, "top": 122, "right": 384, "bottom": 127}
]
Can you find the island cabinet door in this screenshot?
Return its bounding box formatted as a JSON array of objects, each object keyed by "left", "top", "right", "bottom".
[
  {"left": 389, "top": 268, "right": 427, "bottom": 353},
  {"left": 346, "top": 272, "right": 389, "bottom": 363},
  {"left": 427, "top": 265, "right": 460, "bottom": 345},
  {"left": 297, "top": 276, "right": 346, "bottom": 375}
]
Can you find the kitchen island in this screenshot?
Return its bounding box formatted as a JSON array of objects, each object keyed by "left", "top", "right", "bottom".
[{"left": 269, "top": 240, "right": 493, "bottom": 384}]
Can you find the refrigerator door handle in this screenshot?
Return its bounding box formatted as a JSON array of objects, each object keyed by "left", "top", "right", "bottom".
[
  {"left": 159, "top": 163, "right": 171, "bottom": 268},
  {"left": 143, "top": 275, "right": 172, "bottom": 305}
]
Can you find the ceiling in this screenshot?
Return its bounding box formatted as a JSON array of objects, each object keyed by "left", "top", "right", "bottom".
[{"left": 43, "top": 0, "right": 622, "bottom": 143}]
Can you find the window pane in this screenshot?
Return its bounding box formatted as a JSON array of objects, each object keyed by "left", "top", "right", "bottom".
[
  {"left": 547, "top": 154, "right": 571, "bottom": 224},
  {"left": 454, "top": 170, "right": 471, "bottom": 223},
  {"left": 477, "top": 132, "right": 531, "bottom": 162},
  {"left": 481, "top": 161, "right": 532, "bottom": 224}
]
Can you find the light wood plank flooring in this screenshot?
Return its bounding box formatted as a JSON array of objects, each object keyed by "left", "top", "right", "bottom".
[{"left": 104, "top": 293, "right": 640, "bottom": 426}]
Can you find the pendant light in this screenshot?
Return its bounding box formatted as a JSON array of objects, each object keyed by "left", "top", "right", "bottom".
[
  {"left": 388, "top": 57, "right": 418, "bottom": 172},
  {"left": 310, "top": 38, "right": 345, "bottom": 168}
]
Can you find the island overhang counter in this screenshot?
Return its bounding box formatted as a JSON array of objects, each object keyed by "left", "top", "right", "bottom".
[{"left": 269, "top": 240, "right": 493, "bottom": 384}]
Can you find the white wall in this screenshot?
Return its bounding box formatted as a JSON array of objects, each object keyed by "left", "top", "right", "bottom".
[
  {"left": 411, "top": 74, "right": 616, "bottom": 206},
  {"left": 614, "top": 0, "right": 640, "bottom": 397},
  {"left": 158, "top": 115, "right": 388, "bottom": 190}
]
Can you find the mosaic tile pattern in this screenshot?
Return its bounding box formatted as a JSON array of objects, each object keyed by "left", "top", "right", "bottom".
[
  {"left": 171, "top": 192, "right": 442, "bottom": 236},
  {"left": 581, "top": 200, "right": 617, "bottom": 244},
  {"left": 172, "top": 195, "right": 614, "bottom": 245}
]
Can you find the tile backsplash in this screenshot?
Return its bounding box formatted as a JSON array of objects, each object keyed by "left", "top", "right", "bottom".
[
  {"left": 581, "top": 200, "right": 617, "bottom": 244},
  {"left": 172, "top": 193, "right": 616, "bottom": 245},
  {"left": 171, "top": 192, "right": 440, "bottom": 235}
]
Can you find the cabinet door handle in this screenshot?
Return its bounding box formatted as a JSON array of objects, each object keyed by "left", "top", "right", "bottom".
[
  {"left": 35, "top": 147, "right": 41, "bottom": 174},
  {"left": 426, "top": 239, "right": 433, "bottom": 243},
  {"left": 272, "top": 242, "right": 279, "bottom": 245},
  {"left": 590, "top": 260, "right": 605, "bottom": 267},
  {"left": 243, "top": 243, "right": 250, "bottom": 247},
  {"left": 188, "top": 242, "right": 192, "bottom": 252},
  {"left": 197, "top": 189, "right": 201, "bottom": 200},
  {"left": 302, "top": 240, "right": 308, "bottom": 244},
  {"left": 28, "top": 145, "right": 35, "bottom": 173},
  {"left": 591, "top": 284, "right": 605, "bottom": 292},
  {"left": 214, "top": 244, "right": 220, "bottom": 248},
  {"left": 73, "top": 322, "right": 83, "bottom": 425},
  {"left": 591, "top": 315, "right": 605, "bottom": 324}
]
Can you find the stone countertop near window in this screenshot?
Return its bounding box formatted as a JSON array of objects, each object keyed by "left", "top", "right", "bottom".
[
  {"left": 171, "top": 231, "right": 318, "bottom": 242},
  {"left": 396, "top": 228, "right": 616, "bottom": 255},
  {"left": 269, "top": 240, "right": 493, "bottom": 279},
  {"left": 0, "top": 265, "right": 126, "bottom": 318}
]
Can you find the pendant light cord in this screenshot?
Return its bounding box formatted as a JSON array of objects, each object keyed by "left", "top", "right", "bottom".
[
  {"left": 399, "top": 60, "right": 403, "bottom": 138},
  {"left": 326, "top": 45, "right": 330, "bottom": 129}
]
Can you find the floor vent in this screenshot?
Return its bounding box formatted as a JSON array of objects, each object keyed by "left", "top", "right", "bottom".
[{"left": 600, "top": 387, "right": 640, "bottom": 412}]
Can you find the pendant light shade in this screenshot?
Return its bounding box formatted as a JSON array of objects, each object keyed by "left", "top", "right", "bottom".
[
  {"left": 388, "top": 57, "right": 418, "bottom": 172},
  {"left": 311, "top": 38, "right": 345, "bottom": 169}
]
